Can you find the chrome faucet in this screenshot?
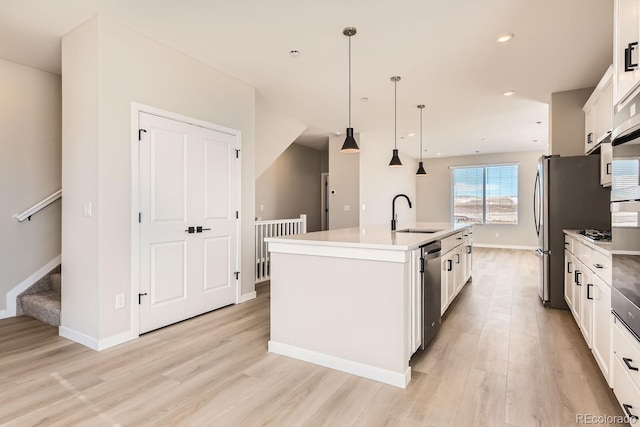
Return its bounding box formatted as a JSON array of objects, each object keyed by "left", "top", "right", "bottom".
[{"left": 391, "top": 194, "right": 412, "bottom": 231}]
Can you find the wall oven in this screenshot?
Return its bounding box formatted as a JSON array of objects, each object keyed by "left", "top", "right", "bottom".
[{"left": 611, "top": 87, "right": 640, "bottom": 342}]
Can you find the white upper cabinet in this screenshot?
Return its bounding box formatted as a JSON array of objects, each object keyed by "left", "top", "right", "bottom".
[
  {"left": 584, "top": 66, "right": 614, "bottom": 154},
  {"left": 614, "top": 0, "right": 640, "bottom": 105}
]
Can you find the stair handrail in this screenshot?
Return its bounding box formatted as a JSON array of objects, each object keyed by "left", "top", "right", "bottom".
[{"left": 15, "top": 189, "right": 62, "bottom": 222}]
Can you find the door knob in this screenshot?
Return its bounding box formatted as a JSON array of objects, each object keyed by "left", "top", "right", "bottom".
[
  {"left": 185, "top": 226, "right": 195, "bottom": 234},
  {"left": 196, "top": 226, "right": 211, "bottom": 233}
]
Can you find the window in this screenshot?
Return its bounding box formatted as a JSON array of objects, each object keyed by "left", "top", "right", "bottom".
[{"left": 452, "top": 164, "right": 518, "bottom": 224}]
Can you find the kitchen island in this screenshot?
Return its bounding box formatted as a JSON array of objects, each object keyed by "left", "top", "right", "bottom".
[{"left": 265, "top": 222, "right": 473, "bottom": 388}]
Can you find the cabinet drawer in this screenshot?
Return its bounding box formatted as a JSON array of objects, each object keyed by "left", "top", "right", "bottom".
[
  {"left": 613, "top": 317, "right": 640, "bottom": 393},
  {"left": 564, "top": 235, "right": 574, "bottom": 254},
  {"left": 578, "top": 242, "right": 594, "bottom": 267},
  {"left": 592, "top": 250, "right": 613, "bottom": 285},
  {"left": 442, "top": 232, "right": 464, "bottom": 254},
  {"left": 613, "top": 356, "right": 640, "bottom": 422}
]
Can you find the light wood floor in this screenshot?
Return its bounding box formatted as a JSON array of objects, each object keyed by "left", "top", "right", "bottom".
[{"left": 0, "top": 248, "right": 625, "bottom": 426}]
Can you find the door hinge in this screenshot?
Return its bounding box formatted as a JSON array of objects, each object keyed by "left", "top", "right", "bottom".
[
  {"left": 236, "top": 211, "right": 239, "bottom": 219},
  {"left": 138, "top": 129, "right": 147, "bottom": 141},
  {"left": 234, "top": 271, "right": 240, "bottom": 280},
  {"left": 235, "top": 149, "right": 240, "bottom": 158},
  {"left": 138, "top": 212, "right": 142, "bottom": 223}
]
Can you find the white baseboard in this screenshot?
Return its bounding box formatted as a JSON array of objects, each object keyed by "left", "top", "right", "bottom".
[
  {"left": 59, "top": 327, "right": 133, "bottom": 351},
  {"left": 473, "top": 244, "right": 536, "bottom": 251},
  {"left": 268, "top": 340, "right": 411, "bottom": 389},
  {"left": 238, "top": 291, "right": 257, "bottom": 303},
  {"left": 0, "top": 255, "right": 61, "bottom": 319}
]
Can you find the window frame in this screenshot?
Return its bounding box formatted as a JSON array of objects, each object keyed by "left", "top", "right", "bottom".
[{"left": 450, "top": 163, "right": 519, "bottom": 225}]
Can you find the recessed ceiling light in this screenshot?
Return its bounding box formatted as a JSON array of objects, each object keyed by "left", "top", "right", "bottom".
[
  {"left": 407, "top": 133, "right": 415, "bottom": 137},
  {"left": 289, "top": 50, "right": 301, "bottom": 57},
  {"left": 360, "top": 97, "right": 369, "bottom": 102},
  {"left": 333, "top": 131, "right": 342, "bottom": 136},
  {"left": 503, "top": 90, "right": 516, "bottom": 96},
  {"left": 436, "top": 153, "right": 442, "bottom": 156},
  {"left": 496, "top": 33, "right": 515, "bottom": 43}
]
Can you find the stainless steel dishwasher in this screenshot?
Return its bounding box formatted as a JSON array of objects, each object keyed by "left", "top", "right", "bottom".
[{"left": 420, "top": 241, "right": 442, "bottom": 350}]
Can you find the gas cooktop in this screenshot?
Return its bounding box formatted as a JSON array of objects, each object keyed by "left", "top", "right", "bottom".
[{"left": 578, "top": 229, "right": 612, "bottom": 243}]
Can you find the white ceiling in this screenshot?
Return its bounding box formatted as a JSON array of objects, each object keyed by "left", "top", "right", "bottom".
[{"left": 0, "top": 0, "right": 613, "bottom": 158}]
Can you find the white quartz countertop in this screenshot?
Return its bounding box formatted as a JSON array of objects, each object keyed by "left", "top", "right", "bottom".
[
  {"left": 265, "top": 222, "right": 472, "bottom": 251},
  {"left": 563, "top": 229, "right": 612, "bottom": 256}
]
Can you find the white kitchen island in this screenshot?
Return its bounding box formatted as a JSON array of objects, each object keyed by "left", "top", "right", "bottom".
[{"left": 265, "top": 222, "right": 473, "bottom": 388}]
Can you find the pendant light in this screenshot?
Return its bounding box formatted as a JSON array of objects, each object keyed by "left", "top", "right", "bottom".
[
  {"left": 341, "top": 27, "right": 359, "bottom": 153},
  {"left": 389, "top": 76, "right": 402, "bottom": 167},
  {"left": 416, "top": 104, "right": 427, "bottom": 176}
]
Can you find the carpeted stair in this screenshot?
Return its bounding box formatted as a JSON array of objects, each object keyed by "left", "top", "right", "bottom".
[{"left": 16, "top": 266, "right": 61, "bottom": 327}]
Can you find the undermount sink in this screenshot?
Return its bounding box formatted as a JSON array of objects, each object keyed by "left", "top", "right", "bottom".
[{"left": 395, "top": 229, "right": 443, "bottom": 234}]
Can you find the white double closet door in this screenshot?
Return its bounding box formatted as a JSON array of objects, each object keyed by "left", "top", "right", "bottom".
[{"left": 138, "top": 112, "right": 239, "bottom": 334}]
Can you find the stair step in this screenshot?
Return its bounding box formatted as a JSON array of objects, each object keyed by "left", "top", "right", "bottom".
[
  {"left": 21, "top": 291, "right": 61, "bottom": 327},
  {"left": 50, "top": 273, "right": 61, "bottom": 294}
]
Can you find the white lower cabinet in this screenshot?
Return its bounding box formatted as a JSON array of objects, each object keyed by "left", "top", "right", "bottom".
[
  {"left": 580, "top": 266, "right": 594, "bottom": 349},
  {"left": 410, "top": 248, "right": 422, "bottom": 355},
  {"left": 592, "top": 275, "right": 612, "bottom": 384},
  {"left": 613, "top": 315, "right": 640, "bottom": 421},
  {"left": 564, "top": 232, "right": 613, "bottom": 387},
  {"left": 440, "top": 230, "right": 473, "bottom": 315}
]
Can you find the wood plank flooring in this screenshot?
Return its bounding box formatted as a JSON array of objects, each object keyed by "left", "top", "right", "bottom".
[{"left": 0, "top": 248, "right": 625, "bottom": 426}]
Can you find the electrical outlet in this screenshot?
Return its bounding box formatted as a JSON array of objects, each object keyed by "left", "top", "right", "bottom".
[
  {"left": 83, "top": 202, "right": 92, "bottom": 217},
  {"left": 115, "top": 293, "right": 125, "bottom": 309},
  {"left": 344, "top": 205, "right": 350, "bottom": 211}
]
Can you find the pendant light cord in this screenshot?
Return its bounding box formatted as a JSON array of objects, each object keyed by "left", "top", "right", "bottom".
[
  {"left": 420, "top": 108, "right": 423, "bottom": 161},
  {"left": 348, "top": 35, "right": 352, "bottom": 128},
  {"left": 394, "top": 79, "right": 397, "bottom": 150}
]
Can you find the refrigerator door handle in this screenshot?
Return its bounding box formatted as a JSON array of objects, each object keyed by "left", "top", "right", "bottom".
[{"left": 533, "top": 171, "right": 541, "bottom": 236}]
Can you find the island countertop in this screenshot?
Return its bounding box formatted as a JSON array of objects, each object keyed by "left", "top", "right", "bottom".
[{"left": 265, "top": 221, "right": 472, "bottom": 252}]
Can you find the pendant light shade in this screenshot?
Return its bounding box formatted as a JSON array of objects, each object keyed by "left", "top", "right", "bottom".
[
  {"left": 416, "top": 104, "right": 427, "bottom": 176},
  {"left": 341, "top": 27, "right": 359, "bottom": 153},
  {"left": 389, "top": 149, "right": 402, "bottom": 167},
  {"left": 389, "top": 76, "right": 402, "bottom": 167}
]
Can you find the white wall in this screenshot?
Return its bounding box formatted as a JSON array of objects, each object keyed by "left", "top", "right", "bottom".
[
  {"left": 62, "top": 16, "right": 256, "bottom": 342},
  {"left": 328, "top": 136, "right": 360, "bottom": 229},
  {"left": 359, "top": 134, "right": 417, "bottom": 227},
  {"left": 255, "top": 108, "right": 306, "bottom": 178},
  {"left": 416, "top": 150, "right": 546, "bottom": 248},
  {"left": 256, "top": 143, "right": 322, "bottom": 232},
  {"left": 0, "top": 59, "right": 61, "bottom": 311}
]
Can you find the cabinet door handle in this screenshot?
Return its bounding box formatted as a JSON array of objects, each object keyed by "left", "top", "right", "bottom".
[
  {"left": 587, "top": 283, "right": 593, "bottom": 300},
  {"left": 575, "top": 270, "right": 582, "bottom": 286},
  {"left": 467, "top": 245, "right": 472, "bottom": 254},
  {"left": 623, "top": 404, "right": 639, "bottom": 421},
  {"left": 624, "top": 357, "right": 639, "bottom": 371},
  {"left": 587, "top": 132, "right": 593, "bottom": 144},
  {"left": 447, "top": 259, "right": 453, "bottom": 271},
  {"left": 567, "top": 261, "right": 572, "bottom": 273},
  {"left": 455, "top": 254, "right": 460, "bottom": 264},
  {"left": 625, "top": 41, "right": 639, "bottom": 72},
  {"left": 606, "top": 163, "right": 612, "bottom": 175},
  {"left": 593, "top": 263, "right": 604, "bottom": 269}
]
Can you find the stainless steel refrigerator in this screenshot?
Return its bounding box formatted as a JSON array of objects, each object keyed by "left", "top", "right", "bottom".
[{"left": 533, "top": 155, "right": 610, "bottom": 309}]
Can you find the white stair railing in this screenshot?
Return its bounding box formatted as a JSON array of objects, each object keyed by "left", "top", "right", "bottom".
[
  {"left": 255, "top": 214, "right": 307, "bottom": 284},
  {"left": 15, "top": 189, "right": 62, "bottom": 222}
]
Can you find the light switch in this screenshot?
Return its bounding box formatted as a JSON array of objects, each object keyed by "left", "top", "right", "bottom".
[
  {"left": 260, "top": 204, "right": 264, "bottom": 212},
  {"left": 343, "top": 205, "right": 350, "bottom": 211},
  {"left": 83, "top": 202, "right": 92, "bottom": 217},
  {"left": 361, "top": 204, "right": 366, "bottom": 211}
]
